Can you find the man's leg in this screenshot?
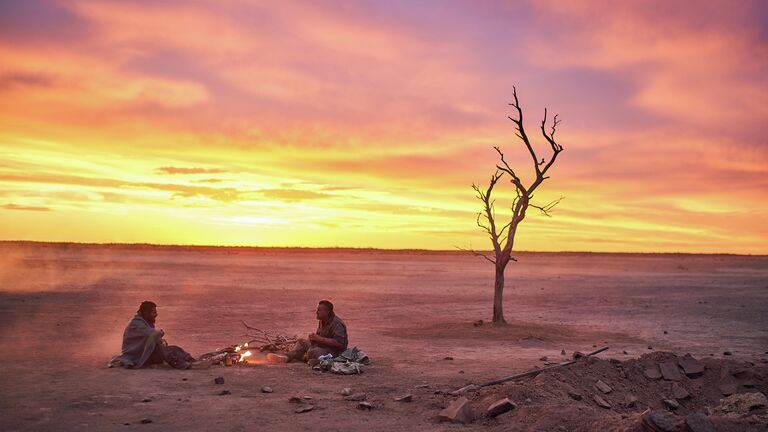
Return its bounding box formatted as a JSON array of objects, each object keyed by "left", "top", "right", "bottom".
[
  {"left": 285, "top": 339, "right": 310, "bottom": 363},
  {"left": 143, "top": 343, "right": 165, "bottom": 367},
  {"left": 306, "top": 346, "right": 334, "bottom": 361}
]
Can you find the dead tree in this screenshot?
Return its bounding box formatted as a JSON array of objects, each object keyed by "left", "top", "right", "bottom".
[{"left": 466, "top": 87, "right": 564, "bottom": 324}]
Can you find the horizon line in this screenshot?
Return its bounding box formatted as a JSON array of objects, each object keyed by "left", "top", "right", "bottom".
[{"left": 0, "top": 240, "right": 765, "bottom": 257}]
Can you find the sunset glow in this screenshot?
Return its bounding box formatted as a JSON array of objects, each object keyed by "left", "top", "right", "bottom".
[{"left": 1, "top": 1, "right": 766, "bottom": 253}]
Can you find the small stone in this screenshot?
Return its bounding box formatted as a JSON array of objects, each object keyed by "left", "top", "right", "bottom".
[
  {"left": 540, "top": 356, "right": 548, "bottom": 361},
  {"left": 593, "top": 394, "right": 611, "bottom": 409},
  {"left": 622, "top": 350, "right": 628, "bottom": 355},
  {"left": 678, "top": 354, "right": 705, "bottom": 377},
  {"left": 415, "top": 383, "right": 430, "bottom": 389},
  {"left": 294, "top": 404, "right": 314, "bottom": 413},
  {"left": 288, "top": 396, "right": 304, "bottom": 403},
  {"left": 671, "top": 383, "right": 689, "bottom": 400},
  {"left": 644, "top": 366, "right": 663, "bottom": 380},
  {"left": 140, "top": 418, "right": 152, "bottom": 424},
  {"left": 443, "top": 356, "right": 453, "bottom": 361},
  {"left": 458, "top": 370, "right": 464, "bottom": 374},
  {"left": 261, "top": 386, "right": 273, "bottom": 393},
  {"left": 659, "top": 361, "right": 683, "bottom": 381},
  {"left": 648, "top": 346, "right": 654, "bottom": 350},
  {"left": 663, "top": 330, "right": 668, "bottom": 334},
  {"left": 525, "top": 398, "right": 532, "bottom": 403},
  {"left": 214, "top": 377, "right": 224, "bottom": 385},
  {"left": 572, "top": 351, "right": 585, "bottom": 359},
  {"left": 344, "top": 393, "right": 367, "bottom": 402},
  {"left": 561, "top": 349, "right": 566, "bottom": 356},
  {"left": 595, "top": 380, "right": 612, "bottom": 394},
  {"left": 357, "top": 402, "right": 373, "bottom": 410},
  {"left": 181, "top": 378, "right": 187, "bottom": 381},
  {"left": 486, "top": 398, "right": 516, "bottom": 417},
  {"left": 341, "top": 388, "right": 352, "bottom": 396},
  {"left": 141, "top": 398, "right": 151, "bottom": 403},
  {"left": 623, "top": 394, "right": 637, "bottom": 408},
  {"left": 438, "top": 397, "right": 473, "bottom": 424},
  {"left": 643, "top": 410, "right": 679, "bottom": 432},
  {"left": 395, "top": 394, "right": 413, "bottom": 402},
  {"left": 219, "top": 390, "right": 231, "bottom": 395},
  {"left": 685, "top": 412, "right": 715, "bottom": 432},
  {"left": 567, "top": 390, "right": 583, "bottom": 401},
  {"left": 723, "top": 351, "right": 732, "bottom": 356},
  {"left": 663, "top": 399, "right": 680, "bottom": 410},
  {"left": 473, "top": 320, "right": 484, "bottom": 327},
  {"left": 302, "top": 396, "right": 312, "bottom": 400},
  {"left": 433, "top": 390, "right": 443, "bottom": 395}
]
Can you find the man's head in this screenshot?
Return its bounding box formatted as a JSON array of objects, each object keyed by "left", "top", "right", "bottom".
[
  {"left": 316, "top": 300, "right": 334, "bottom": 321},
  {"left": 137, "top": 301, "right": 158, "bottom": 325}
]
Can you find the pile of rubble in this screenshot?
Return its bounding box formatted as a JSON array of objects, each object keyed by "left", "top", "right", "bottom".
[{"left": 437, "top": 351, "right": 767, "bottom": 431}]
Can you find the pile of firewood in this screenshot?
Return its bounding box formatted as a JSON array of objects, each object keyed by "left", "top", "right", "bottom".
[
  {"left": 197, "top": 322, "right": 298, "bottom": 365},
  {"left": 241, "top": 321, "right": 298, "bottom": 353}
]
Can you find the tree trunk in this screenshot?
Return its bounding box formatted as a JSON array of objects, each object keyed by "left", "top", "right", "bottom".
[{"left": 492, "top": 263, "right": 506, "bottom": 324}]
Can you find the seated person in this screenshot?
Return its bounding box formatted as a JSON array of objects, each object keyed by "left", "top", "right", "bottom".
[
  {"left": 109, "top": 301, "right": 207, "bottom": 369},
  {"left": 285, "top": 300, "right": 348, "bottom": 363}
]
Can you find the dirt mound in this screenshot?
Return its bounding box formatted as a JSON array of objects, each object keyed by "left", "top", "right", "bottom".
[{"left": 446, "top": 351, "right": 768, "bottom": 431}]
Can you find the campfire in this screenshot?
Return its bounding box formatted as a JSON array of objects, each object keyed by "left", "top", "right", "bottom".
[{"left": 198, "top": 322, "right": 298, "bottom": 366}]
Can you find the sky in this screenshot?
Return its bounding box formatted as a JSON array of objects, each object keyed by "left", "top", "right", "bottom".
[{"left": 0, "top": 0, "right": 766, "bottom": 253}]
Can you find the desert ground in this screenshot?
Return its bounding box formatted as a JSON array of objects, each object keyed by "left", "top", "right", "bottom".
[{"left": 0, "top": 242, "right": 766, "bottom": 431}]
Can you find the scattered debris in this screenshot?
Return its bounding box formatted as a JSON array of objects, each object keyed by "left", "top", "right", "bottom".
[
  {"left": 642, "top": 409, "right": 679, "bottom": 432},
  {"left": 357, "top": 402, "right": 373, "bottom": 410},
  {"left": 644, "top": 366, "right": 663, "bottom": 380},
  {"left": 443, "top": 356, "right": 453, "bottom": 361},
  {"left": 140, "top": 418, "right": 153, "bottom": 424},
  {"left": 594, "top": 380, "right": 612, "bottom": 394},
  {"left": 568, "top": 390, "right": 583, "bottom": 401},
  {"left": 486, "top": 398, "right": 516, "bottom": 417},
  {"left": 593, "top": 394, "right": 611, "bottom": 409},
  {"left": 662, "top": 398, "right": 680, "bottom": 410},
  {"left": 671, "top": 383, "right": 689, "bottom": 400},
  {"left": 415, "top": 383, "right": 430, "bottom": 389},
  {"left": 214, "top": 377, "right": 224, "bottom": 385},
  {"left": 288, "top": 396, "right": 304, "bottom": 403},
  {"left": 573, "top": 351, "right": 585, "bottom": 359},
  {"left": 261, "top": 386, "right": 273, "bottom": 393},
  {"left": 678, "top": 354, "right": 705, "bottom": 377},
  {"left": 623, "top": 394, "right": 637, "bottom": 408},
  {"left": 344, "top": 393, "right": 367, "bottom": 402},
  {"left": 294, "top": 404, "right": 314, "bottom": 414},
  {"left": 141, "top": 398, "right": 151, "bottom": 403},
  {"left": 219, "top": 390, "right": 231, "bottom": 396},
  {"left": 394, "top": 394, "right": 413, "bottom": 402},
  {"left": 715, "top": 392, "right": 767, "bottom": 417},
  {"left": 341, "top": 388, "right": 352, "bottom": 396},
  {"left": 723, "top": 351, "right": 732, "bottom": 356},
  {"left": 540, "top": 356, "right": 549, "bottom": 361},
  {"left": 659, "top": 360, "right": 683, "bottom": 381},
  {"left": 438, "top": 397, "right": 473, "bottom": 424}
]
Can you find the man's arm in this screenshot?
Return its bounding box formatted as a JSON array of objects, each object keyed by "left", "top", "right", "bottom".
[{"left": 308, "top": 333, "right": 343, "bottom": 351}]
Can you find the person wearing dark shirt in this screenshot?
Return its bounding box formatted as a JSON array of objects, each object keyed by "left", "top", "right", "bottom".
[{"left": 285, "top": 300, "right": 348, "bottom": 363}]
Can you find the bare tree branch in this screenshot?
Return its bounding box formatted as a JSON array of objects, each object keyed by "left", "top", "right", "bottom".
[
  {"left": 529, "top": 196, "right": 565, "bottom": 217},
  {"left": 455, "top": 246, "right": 496, "bottom": 264}
]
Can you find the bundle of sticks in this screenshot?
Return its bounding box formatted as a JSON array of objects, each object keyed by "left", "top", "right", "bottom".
[
  {"left": 196, "top": 322, "right": 298, "bottom": 364},
  {"left": 241, "top": 321, "right": 298, "bottom": 353}
]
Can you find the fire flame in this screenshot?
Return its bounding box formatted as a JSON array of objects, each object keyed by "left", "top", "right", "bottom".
[{"left": 239, "top": 350, "right": 252, "bottom": 362}]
